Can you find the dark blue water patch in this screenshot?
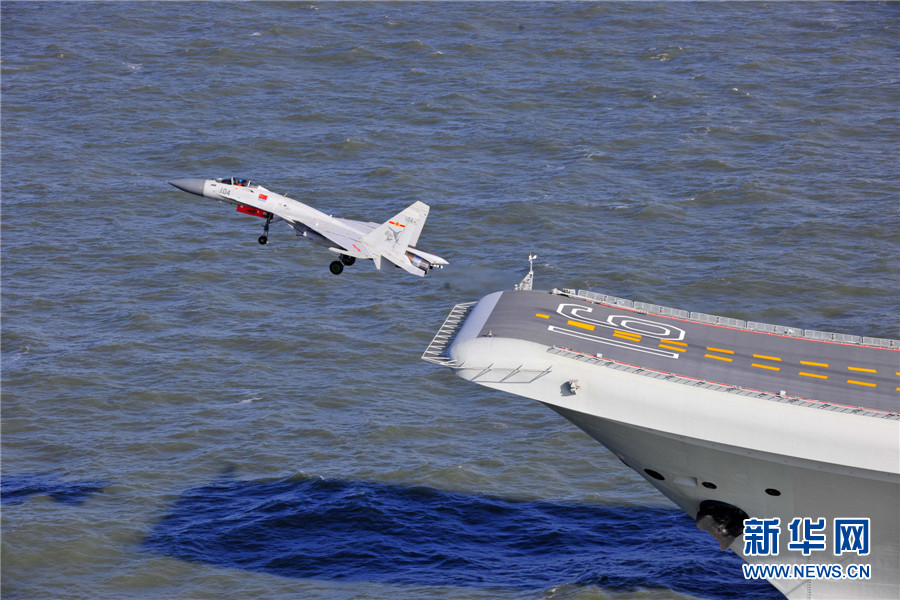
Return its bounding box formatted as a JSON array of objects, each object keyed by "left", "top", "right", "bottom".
[
  {"left": 1, "top": 473, "right": 108, "bottom": 506},
  {"left": 143, "top": 474, "right": 780, "bottom": 598}
]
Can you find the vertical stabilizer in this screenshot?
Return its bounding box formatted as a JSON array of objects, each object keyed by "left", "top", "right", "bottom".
[{"left": 362, "top": 201, "right": 430, "bottom": 253}]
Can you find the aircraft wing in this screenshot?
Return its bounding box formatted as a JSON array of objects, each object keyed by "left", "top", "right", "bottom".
[
  {"left": 286, "top": 217, "right": 376, "bottom": 259},
  {"left": 286, "top": 200, "right": 445, "bottom": 276}
]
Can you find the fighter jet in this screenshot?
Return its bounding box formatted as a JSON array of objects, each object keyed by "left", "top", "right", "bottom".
[{"left": 167, "top": 177, "right": 449, "bottom": 276}]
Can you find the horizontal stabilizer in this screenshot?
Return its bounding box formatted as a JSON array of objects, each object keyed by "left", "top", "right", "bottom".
[
  {"left": 382, "top": 251, "right": 426, "bottom": 277},
  {"left": 407, "top": 247, "right": 449, "bottom": 267}
]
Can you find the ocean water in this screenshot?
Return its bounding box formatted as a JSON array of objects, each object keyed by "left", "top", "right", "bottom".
[{"left": 2, "top": 2, "right": 897, "bottom": 599}]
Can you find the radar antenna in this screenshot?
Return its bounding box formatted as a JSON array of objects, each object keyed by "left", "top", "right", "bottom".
[{"left": 514, "top": 253, "right": 537, "bottom": 291}]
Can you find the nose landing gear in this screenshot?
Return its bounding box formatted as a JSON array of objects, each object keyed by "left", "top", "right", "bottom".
[{"left": 258, "top": 213, "right": 274, "bottom": 245}]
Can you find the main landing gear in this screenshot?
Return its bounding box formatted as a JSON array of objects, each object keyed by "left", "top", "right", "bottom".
[
  {"left": 258, "top": 213, "right": 274, "bottom": 245},
  {"left": 329, "top": 254, "right": 356, "bottom": 275}
]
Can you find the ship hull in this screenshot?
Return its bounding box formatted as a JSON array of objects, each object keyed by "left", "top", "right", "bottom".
[
  {"left": 424, "top": 289, "right": 900, "bottom": 599},
  {"left": 546, "top": 404, "right": 899, "bottom": 600}
]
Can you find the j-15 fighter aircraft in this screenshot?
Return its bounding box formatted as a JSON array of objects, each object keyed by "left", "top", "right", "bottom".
[{"left": 167, "top": 177, "right": 448, "bottom": 276}]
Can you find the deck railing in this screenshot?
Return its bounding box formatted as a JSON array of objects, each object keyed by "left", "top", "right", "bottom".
[
  {"left": 421, "top": 302, "right": 477, "bottom": 367},
  {"left": 563, "top": 289, "right": 899, "bottom": 349}
]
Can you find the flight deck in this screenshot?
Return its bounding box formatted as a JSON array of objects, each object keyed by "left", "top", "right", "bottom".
[{"left": 454, "top": 289, "right": 899, "bottom": 413}]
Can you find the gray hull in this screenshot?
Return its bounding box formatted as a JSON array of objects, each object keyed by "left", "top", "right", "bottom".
[{"left": 423, "top": 288, "right": 900, "bottom": 599}]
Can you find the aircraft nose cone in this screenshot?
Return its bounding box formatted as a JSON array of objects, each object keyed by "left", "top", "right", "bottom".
[{"left": 167, "top": 178, "right": 206, "bottom": 196}]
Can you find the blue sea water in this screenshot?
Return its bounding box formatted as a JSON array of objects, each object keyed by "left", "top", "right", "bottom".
[
  {"left": 2, "top": 2, "right": 897, "bottom": 599},
  {"left": 141, "top": 474, "right": 768, "bottom": 596}
]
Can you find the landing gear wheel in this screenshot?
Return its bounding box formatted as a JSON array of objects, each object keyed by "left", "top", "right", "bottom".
[
  {"left": 329, "top": 260, "right": 344, "bottom": 275},
  {"left": 340, "top": 255, "right": 356, "bottom": 266},
  {"left": 259, "top": 213, "right": 273, "bottom": 245}
]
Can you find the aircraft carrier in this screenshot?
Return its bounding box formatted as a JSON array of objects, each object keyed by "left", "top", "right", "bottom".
[{"left": 422, "top": 270, "right": 899, "bottom": 599}]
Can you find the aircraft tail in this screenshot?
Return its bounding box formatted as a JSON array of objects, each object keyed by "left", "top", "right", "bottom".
[{"left": 362, "top": 201, "right": 430, "bottom": 253}]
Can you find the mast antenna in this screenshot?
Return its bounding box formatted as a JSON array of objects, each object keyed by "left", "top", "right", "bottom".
[{"left": 515, "top": 253, "right": 537, "bottom": 291}]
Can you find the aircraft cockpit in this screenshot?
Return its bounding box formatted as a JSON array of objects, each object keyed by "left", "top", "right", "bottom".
[{"left": 216, "top": 177, "right": 257, "bottom": 189}]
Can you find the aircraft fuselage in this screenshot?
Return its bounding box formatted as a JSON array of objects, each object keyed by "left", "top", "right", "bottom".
[{"left": 167, "top": 177, "right": 448, "bottom": 276}]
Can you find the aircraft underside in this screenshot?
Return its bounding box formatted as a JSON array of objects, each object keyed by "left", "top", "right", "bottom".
[{"left": 238, "top": 207, "right": 357, "bottom": 274}]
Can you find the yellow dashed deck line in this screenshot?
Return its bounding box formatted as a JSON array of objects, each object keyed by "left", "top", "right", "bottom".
[
  {"left": 752, "top": 363, "right": 781, "bottom": 372},
  {"left": 848, "top": 380, "right": 877, "bottom": 388},
  {"left": 549, "top": 309, "right": 893, "bottom": 396},
  {"left": 799, "top": 372, "right": 828, "bottom": 380},
  {"left": 659, "top": 344, "right": 685, "bottom": 353},
  {"left": 567, "top": 320, "right": 595, "bottom": 331},
  {"left": 801, "top": 360, "right": 829, "bottom": 368},
  {"left": 613, "top": 330, "right": 641, "bottom": 341},
  {"left": 705, "top": 354, "right": 733, "bottom": 363}
]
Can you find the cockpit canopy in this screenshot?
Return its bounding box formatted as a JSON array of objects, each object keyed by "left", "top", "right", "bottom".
[{"left": 216, "top": 177, "right": 257, "bottom": 189}]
